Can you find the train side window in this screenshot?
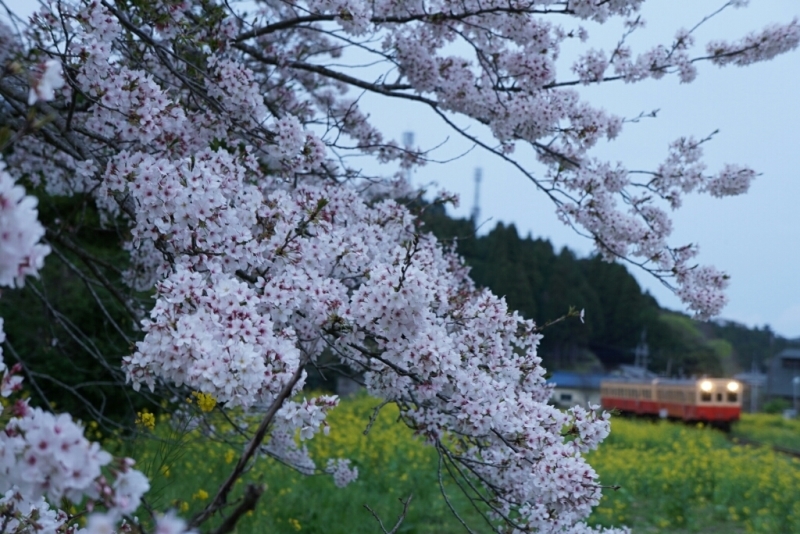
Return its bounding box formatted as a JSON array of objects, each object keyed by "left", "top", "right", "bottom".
[
  {"left": 701, "top": 392, "right": 712, "bottom": 402},
  {"left": 727, "top": 392, "right": 738, "bottom": 403}
]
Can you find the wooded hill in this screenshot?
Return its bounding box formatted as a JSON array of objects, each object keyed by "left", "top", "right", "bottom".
[{"left": 420, "top": 204, "right": 787, "bottom": 377}]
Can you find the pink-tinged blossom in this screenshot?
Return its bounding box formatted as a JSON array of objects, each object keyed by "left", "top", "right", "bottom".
[
  {"left": 0, "top": 345, "right": 152, "bottom": 534},
  {"left": 112, "top": 468, "right": 150, "bottom": 513},
  {"left": 0, "top": 162, "right": 50, "bottom": 288},
  {"left": 0, "top": 320, "right": 23, "bottom": 399},
  {"left": 702, "top": 164, "right": 757, "bottom": 197},
  {"left": 325, "top": 458, "right": 359, "bottom": 487},
  {"left": 0, "top": 490, "right": 69, "bottom": 534},
  {"left": 84, "top": 512, "right": 118, "bottom": 534},
  {"left": 706, "top": 19, "right": 800, "bottom": 67},
  {"left": 27, "top": 59, "right": 65, "bottom": 105},
  {"left": 573, "top": 49, "right": 610, "bottom": 83},
  {"left": 154, "top": 511, "right": 196, "bottom": 534}
]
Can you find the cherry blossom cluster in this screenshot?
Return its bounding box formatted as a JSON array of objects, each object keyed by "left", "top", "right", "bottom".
[
  {"left": 0, "top": 343, "right": 156, "bottom": 534},
  {"left": 0, "top": 163, "right": 50, "bottom": 289},
  {"left": 0, "top": 320, "right": 23, "bottom": 398},
  {"left": 550, "top": 131, "right": 759, "bottom": 317},
  {"left": 0, "top": 0, "right": 796, "bottom": 532},
  {"left": 324, "top": 458, "right": 359, "bottom": 488},
  {"left": 0, "top": 491, "right": 69, "bottom": 534},
  {"left": 27, "top": 60, "right": 65, "bottom": 106}
]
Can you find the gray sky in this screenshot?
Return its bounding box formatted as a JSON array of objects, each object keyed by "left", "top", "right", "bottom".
[{"left": 5, "top": 0, "right": 800, "bottom": 337}]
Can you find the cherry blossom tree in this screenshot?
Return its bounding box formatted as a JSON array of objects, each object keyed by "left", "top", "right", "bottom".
[{"left": 0, "top": 0, "right": 797, "bottom": 532}]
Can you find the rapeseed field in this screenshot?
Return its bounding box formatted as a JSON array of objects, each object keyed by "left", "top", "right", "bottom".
[
  {"left": 587, "top": 418, "right": 800, "bottom": 533},
  {"left": 116, "top": 395, "right": 800, "bottom": 533}
]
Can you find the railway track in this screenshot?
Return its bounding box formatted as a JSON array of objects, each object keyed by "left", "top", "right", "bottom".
[{"left": 728, "top": 435, "right": 800, "bottom": 459}]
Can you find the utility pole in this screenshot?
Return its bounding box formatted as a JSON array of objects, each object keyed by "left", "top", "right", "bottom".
[
  {"left": 471, "top": 167, "right": 482, "bottom": 224},
  {"left": 634, "top": 330, "right": 649, "bottom": 372},
  {"left": 750, "top": 357, "right": 758, "bottom": 413},
  {"left": 402, "top": 131, "right": 414, "bottom": 184}
]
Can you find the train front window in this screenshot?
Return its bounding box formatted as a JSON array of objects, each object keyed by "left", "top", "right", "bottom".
[
  {"left": 727, "top": 392, "right": 738, "bottom": 403},
  {"left": 701, "top": 392, "right": 712, "bottom": 402},
  {"left": 716, "top": 393, "right": 723, "bottom": 402}
]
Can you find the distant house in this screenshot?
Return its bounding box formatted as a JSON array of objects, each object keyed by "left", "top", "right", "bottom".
[
  {"left": 734, "top": 370, "right": 767, "bottom": 412},
  {"left": 548, "top": 371, "right": 606, "bottom": 408},
  {"left": 766, "top": 348, "right": 800, "bottom": 401}
]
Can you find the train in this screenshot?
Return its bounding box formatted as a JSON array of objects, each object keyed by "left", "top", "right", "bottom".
[{"left": 600, "top": 377, "right": 742, "bottom": 429}]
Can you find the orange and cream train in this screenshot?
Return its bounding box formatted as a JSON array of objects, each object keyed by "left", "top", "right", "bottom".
[{"left": 600, "top": 378, "right": 742, "bottom": 428}]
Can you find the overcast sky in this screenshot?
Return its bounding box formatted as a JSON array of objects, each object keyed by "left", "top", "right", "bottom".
[
  {"left": 354, "top": 1, "right": 800, "bottom": 338},
  {"left": 5, "top": 1, "right": 800, "bottom": 337}
]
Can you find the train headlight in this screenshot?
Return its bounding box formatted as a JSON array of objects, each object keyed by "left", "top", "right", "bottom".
[
  {"left": 700, "top": 380, "right": 713, "bottom": 392},
  {"left": 727, "top": 381, "right": 739, "bottom": 392}
]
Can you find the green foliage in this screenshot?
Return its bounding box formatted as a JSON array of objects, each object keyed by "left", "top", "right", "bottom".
[
  {"left": 702, "top": 320, "right": 787, "bottom": 374},
  {"left": 648, "top": 313, "right": 724, "bottom": 377},
  {"left": 762, "top": 398, "right": 792, "bottom": 415},
  {"left": 420, "top": 207, "right": 771, "bottom": 376}
]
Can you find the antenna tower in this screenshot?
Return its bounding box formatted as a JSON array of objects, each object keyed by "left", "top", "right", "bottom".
[
  {"left": 402, "top": 131, "right": 415, "bottom": 184},
  {"left": 471, "top": 167, "right": 482, "bottom": 223}
]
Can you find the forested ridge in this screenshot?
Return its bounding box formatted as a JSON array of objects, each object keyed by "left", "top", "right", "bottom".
[{"left": 421, "top": 204, "right": 788, "bottom": 377}]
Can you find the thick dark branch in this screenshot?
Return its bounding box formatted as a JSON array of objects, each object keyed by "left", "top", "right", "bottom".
[
  {"left": 189, "top": 360, "right": 307, "bottom": 529},
  {"left": 235, "top": 7, "right": 571, "bottom": 43},
  {"left": 234, "top": 43, "right": 431, "bottom": 102},
  {"left": 210, "top": 484, "right": 265, "bottom": 534}
]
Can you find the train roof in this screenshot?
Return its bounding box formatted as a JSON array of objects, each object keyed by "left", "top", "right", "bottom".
[{"left": 600, "top": 377, "right": 738, "bottom": 386}]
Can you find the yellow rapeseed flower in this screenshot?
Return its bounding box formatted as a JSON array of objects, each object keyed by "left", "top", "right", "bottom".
[
  {"left": 192, "top": 391, "right": 217, "bottom": 412},
  {"left": 288, "top": 518, "right": 301, "bottom": 531},
  {"left": 135, "top": 410, "right": 156, "bottom": 431},
  {"left": 192, "top": 489, "right": 209, "bottom": 501}
]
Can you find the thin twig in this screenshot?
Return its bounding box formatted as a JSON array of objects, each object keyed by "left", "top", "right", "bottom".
[{"left": 363, "top": 494, "right": 413, "bottom": 534}]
